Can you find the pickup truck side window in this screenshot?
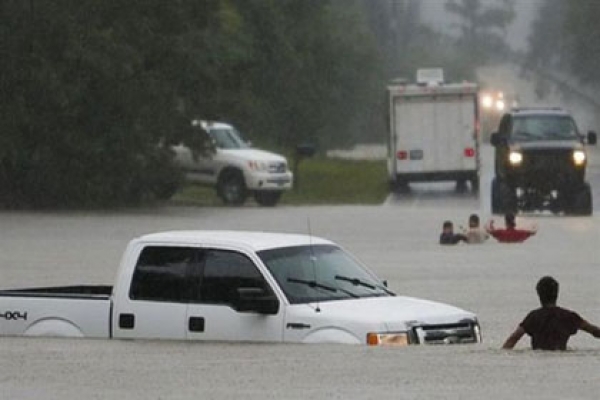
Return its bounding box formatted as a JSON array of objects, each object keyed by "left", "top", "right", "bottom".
[
  {"left": 130, "top": 246, "right": 198, "bottom": 303},
  {"left": 196, "top": 249, "right": 269, "bottom": 308}
]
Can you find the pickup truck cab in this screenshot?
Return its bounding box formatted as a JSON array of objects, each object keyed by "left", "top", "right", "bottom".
[
  {"left": 0, "top": 231, "right": 481, "bottom": 346},
  {"left": 173, "top": 121, "right": 293, "bottom": 206}
]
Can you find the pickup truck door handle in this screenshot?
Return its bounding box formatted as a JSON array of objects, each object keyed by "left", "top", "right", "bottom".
[
  {"left": 286, "top": 322, "right": 311, "bottom": 330},
  {"left": 188, "top": 317, "right": 205, "bottom": 332}
]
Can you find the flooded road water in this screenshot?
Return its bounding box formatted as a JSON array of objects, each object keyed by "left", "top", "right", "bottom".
[
  {"left": 2, "top": 200, "right": 600, "bottom": 399},
  {"left": 2, "top": 144, "right": 600, "bottom": 399}
]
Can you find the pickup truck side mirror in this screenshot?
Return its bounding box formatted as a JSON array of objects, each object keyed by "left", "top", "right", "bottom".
[
  {"left": 588, "top": 131, "right": 597, "bottom": 145},
  {"left": 490, "top": 132, "right": 506, "bottom": 147},
  {"left": 236, "top": 287, "right": 279, "bottom": 315}
]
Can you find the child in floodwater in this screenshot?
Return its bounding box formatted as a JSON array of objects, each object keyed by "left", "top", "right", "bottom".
[
  {"left": 461, "top": 214, "right": 489, "bottom": 244},
  {"left": 439, "top": 221, "right": 467, "bottom": 245}
]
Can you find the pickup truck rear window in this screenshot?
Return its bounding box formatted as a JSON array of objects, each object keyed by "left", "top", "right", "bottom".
[{"left": 130, "top": 246, "right": 198, "bottom": 302}]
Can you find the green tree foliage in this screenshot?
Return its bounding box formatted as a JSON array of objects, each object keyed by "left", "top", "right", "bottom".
[
  {"left": 0, "top": 0, "right": 381, "bottom": 208},
  {"left": 445, "top": 0, "right": 515, "bottom": 65},
  {"left": 364, "top": 0, "right": 490, "bottom": 83},
  {"left": 563, "top": 2, "right": 600, "bottom": 83},
  {"left": 527, "top": 1, "right": 600, "bottom": 86},
  {"left": 526, "top": 0, "right": 566, "bottom": 71}
]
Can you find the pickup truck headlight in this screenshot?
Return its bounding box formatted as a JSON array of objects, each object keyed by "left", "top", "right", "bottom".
[
  {"left": 248, "top": 161, "right": 269, "bottom": 171},
  {"left": 573, "top": 150, "right": 586, "bottom": 166},
  {"left": 508, "top": 151, "right": 523, "bottom": 166},
  {"left": 367, "top": 332, "right": 410, "bottom": 346}
]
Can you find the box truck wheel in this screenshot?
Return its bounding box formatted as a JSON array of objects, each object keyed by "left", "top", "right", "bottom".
[
  {"left": 470, "top": 177, "right": 480, "bottom": 193},
  {"left": 456, "top": 179, "right": 468, "bottom": 193},
  {"left": 390, "top": 178, "right": 410, "bottom": 193}
]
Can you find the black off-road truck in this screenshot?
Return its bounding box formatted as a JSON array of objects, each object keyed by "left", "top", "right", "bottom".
[{"left": 490, "top": 107, "right": 597, "bottom": 215}]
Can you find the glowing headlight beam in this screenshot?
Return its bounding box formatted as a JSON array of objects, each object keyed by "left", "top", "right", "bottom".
[
  {"left": 481, "top": 95, "right": 493, "bottom": 109},
  {"left": 495, "top": 99, "right": 506, "bottom": 112},
  {"left": 573, "top": 150, "right": 586, "bottom": 165},
  {"left": 509, "top": 151, "right": 523, "bottom": 165}
]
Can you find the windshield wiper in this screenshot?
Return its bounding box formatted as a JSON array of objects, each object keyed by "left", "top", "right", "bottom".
[
  {"left": 334, "top": 275, "right": 395, "bottom": 296},
  {"left": 287, "top": 277, "right": 359, "bottom": 298}
]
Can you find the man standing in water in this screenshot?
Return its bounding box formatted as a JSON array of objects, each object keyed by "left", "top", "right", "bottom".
[
  {"left": 503, "top": 276, "right": 600, "bottom": 350},
  {"left": 486, "top": 213, "right": 537, "bottom": 243}
]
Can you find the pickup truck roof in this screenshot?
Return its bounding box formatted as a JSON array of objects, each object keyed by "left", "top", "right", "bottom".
[
  {"left": 510, "top": 107, "right": 571, "bottom": 117},
  {"left": 136, "top": 230, "right": 333, "bottom": 252},
  {"left": 191, "top": 120, "right": 234, "bottom": 130}
]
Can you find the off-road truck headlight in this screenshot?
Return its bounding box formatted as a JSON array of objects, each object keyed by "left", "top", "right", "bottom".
[
  {"left": 509, "top": 151, "right": 523, "bottom": 166},
  {"left": 573, "top": 150, "right": 586, "bottom": 166}
]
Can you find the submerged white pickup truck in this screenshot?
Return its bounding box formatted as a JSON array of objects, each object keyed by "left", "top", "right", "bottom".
[{"left": 0, "top": 231, "right": 481, "bottom": 346}]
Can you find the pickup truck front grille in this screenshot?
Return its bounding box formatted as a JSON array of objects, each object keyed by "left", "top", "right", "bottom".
[
  {"left": 512, "top": 149, "right": 583, "bottom": 189},
  {"left": 521, "top": 149, "right": 572, "bottom": 172},
  {"left": 412, "top": 321, "right": 480, "bottom": 345},
  {"left": 268, "top": 162, "right": 287, "bottom": 174}
]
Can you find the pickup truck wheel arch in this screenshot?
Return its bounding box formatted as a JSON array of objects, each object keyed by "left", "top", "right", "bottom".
[
  {"left": 301, "top": 328, "right": 362, "bottom": 345},
  {"left": 24, "top": 318, "right": 85, "bottom": 338}
]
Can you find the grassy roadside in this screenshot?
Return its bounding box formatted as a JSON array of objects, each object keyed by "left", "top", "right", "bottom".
[{"left": 170, "top": 158, "right": 389, "bottom": 206}]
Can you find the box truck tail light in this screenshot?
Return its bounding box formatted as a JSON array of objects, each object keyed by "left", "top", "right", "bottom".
[
  {"left": 397, "top": 151, "right": 408, "bottom": 160},
  {"left": 464, "top": 148, "right": 475, "bottom": 157}
]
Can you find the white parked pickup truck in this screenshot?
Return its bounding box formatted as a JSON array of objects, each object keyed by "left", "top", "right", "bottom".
[
  {"left": 0, "top": 231, "right": 481, "bottom": 346},
  {"left": 172, "top": 121, "right": 293, "bottom": 206}
]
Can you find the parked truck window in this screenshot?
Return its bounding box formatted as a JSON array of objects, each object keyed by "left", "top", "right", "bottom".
[
  {"left": 208, "top": 128, "right": 248, "bottom": 149},
  {"left": 130, "top": 246, "right": 197, "bottom": 303},
  {"left": 198, "top": 250, "right": 270, "bottom": 307}
]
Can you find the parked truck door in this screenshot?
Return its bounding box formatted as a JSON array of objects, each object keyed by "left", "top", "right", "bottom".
[{"left": 186, "top": 248, "right": 285, "bottom": 342}]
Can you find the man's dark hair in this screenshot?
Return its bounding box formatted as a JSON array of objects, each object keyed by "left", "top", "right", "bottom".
[
  {"left": 505, "top": 213, "right": 516, "bottom": 228},
  {"left": 536, "top": 276, "right": 559, "bottom": 306},
  {"left": 469, "top": 214, "right": 479, "bottom": 227},
  {"left": 443, "top": 221, "right": 453, "bottom": 229}
]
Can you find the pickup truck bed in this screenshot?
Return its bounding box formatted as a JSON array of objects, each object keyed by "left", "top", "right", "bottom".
[{"left": 0, "top": 285, "right": 112, "bottom": 338}]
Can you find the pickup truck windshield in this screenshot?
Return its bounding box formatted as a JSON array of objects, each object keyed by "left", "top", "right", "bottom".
[
  {"left": 258, "top": 244, "right": 391, "bottom": 304},
  {"left": 208, "top": 127, "right": 249, "bottom": 149},
  {"left": 511, "top": 115, "right": 580, "bottom": 142}
]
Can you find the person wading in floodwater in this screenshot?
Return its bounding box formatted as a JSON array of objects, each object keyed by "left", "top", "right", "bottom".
[{"left": 503, "top": 276, "right": 600, "bottom": 350}]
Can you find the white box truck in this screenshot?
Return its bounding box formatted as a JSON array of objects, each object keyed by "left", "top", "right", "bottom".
[{"left": 387, "top": 70, "right": 480, "bottom": 192}]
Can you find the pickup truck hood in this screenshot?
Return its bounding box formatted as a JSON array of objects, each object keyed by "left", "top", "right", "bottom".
[
  {"left": 219, "top": 148, "right": 287, "bottom": 163},
  {"left": 511, "top": 140, "right": 584, "bottom": 151},
  {"left": 295, "top": 295, "right": 476, "bottom": 331}
]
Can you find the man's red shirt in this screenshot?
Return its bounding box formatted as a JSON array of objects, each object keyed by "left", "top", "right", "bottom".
[{"left": 487, "top": 227, "right": 535, "bottom": 243}]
